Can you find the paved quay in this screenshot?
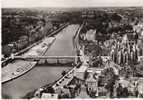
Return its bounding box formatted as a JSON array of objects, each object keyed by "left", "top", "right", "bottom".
[{"left": 2, "top": 24, "right": 80, "bottom": 99}]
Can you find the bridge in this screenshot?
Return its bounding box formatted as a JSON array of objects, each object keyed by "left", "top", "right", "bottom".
[
  {"left": 14, "top": 55, "right": 81, "bottom": 60},
  {"left": 13, "top": 55, "right": 82, "bottom": 64}
]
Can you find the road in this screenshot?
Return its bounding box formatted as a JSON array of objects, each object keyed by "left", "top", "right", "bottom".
[{"left": 2, "top": 24, "right": 80, "bottom": 99}]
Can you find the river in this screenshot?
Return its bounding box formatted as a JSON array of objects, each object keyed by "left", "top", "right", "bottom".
[{"left": 2, "top": 24, "right": 80, "bottom": 99}]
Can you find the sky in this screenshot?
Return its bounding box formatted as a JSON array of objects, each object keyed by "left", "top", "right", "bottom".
[{"left": 2, "top": 0, "right": 143, "bottom": 8}]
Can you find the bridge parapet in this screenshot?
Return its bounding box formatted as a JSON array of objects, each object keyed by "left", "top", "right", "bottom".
[{"left": 14, "top": 55, "right": 80, "bottom": 59}]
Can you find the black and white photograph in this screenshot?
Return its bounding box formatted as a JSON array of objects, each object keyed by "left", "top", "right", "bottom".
[{"left": 1, "top": 0, "right": 143, "bottom": 99}]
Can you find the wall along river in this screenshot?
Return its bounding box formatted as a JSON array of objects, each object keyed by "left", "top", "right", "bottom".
[{"left": 2, "top": 24, "right": 80, "bottom": 99}]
